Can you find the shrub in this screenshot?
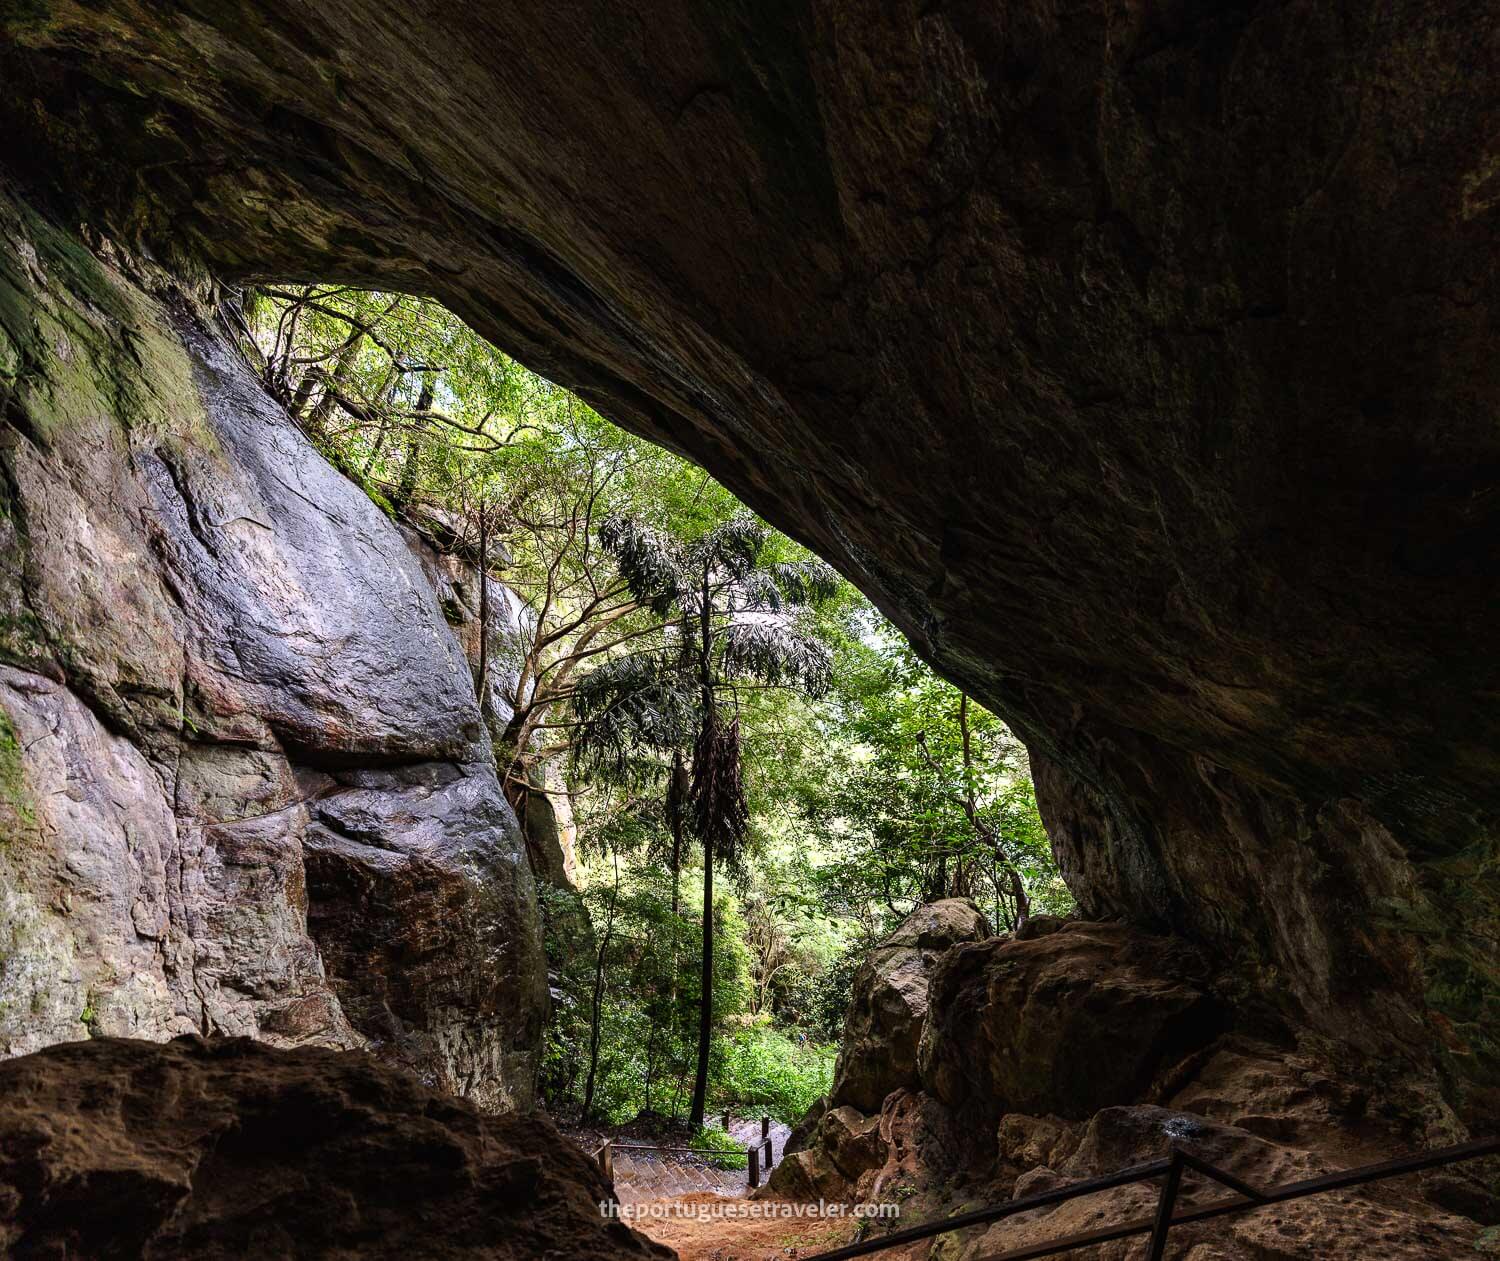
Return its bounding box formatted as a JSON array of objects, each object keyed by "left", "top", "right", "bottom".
[{"left": 712, "top": 1021, "right": 835, "bottom": 1123}]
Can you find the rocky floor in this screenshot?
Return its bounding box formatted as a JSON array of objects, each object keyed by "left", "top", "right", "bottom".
[
  {"left": 627, "top": 1193, "right": 867, "bottom": 1261},
  {"left": 0, "top": 1036, "right": 670, "bottom": 1260}
]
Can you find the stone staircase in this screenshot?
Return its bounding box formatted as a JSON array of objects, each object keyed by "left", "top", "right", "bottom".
[
  {"left": 612, "top": 1148, "right": 748, "bottom": 1203},
  {"left": 604, "top": 1116, "right": 794, "bottom": 1204}
]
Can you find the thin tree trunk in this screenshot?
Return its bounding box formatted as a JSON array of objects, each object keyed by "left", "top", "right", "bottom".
[
  {"left": 690, "top": 838, "right": 713, "bottom": 1126},
  {"left": 643, "top": 1021, "right": 658, "bottom": 1115},
  {"left": 393, "top": 371, "right": 434, "bottom": 513},
  {"left": 305, "top": 328, "right": 364, "bottom": 435},
  {"left": 669, "top": 748, "right": 687, "bottom": 917},
  {"left": 581, "top": 847, "right": 621, "bottom": 1123},
  {"left": 955, "top": 694, "right": 1029, "bottom": 926},
  {"left": 689, "top": 566, "right": 715, "bottom": 1127},
  {"left": 289, "top": 366, "right": 321, "bottom": 417}
]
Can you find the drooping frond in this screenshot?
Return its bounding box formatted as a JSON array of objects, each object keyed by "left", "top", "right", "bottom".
[
  {"left": 734, "top": 570, "right": 785, "bottom": 614},
  {"left": 767, "top": 559, "right": 842, "bottom": 607},
  {"left": 570, "top": 651, "right": 698, "bottom": 782},
  {"left": 720, "top": 621, "right": 833, "bottom": 697},
  {"left": 664, "top": 747, "right": 689, "bottom": 873},
  {"left": 689, "top": 708, "right": 748, "bottom": 863},
  {"left": 597, "top": 514, "right": 689, "bottom": 616},
  {"left": 694, "top": 516, "right": 766, "bottom": 581}
]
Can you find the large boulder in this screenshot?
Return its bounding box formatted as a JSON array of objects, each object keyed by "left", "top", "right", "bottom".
[
  {"left": 0, "top": 181, "right": 546, "bottom": 1107},
  {"left": 764, "top": 1103, "right": 887, "bottom": 1202},
  {"left": 301, "top": 762, "right": 547, "bottom": 1112},
  {"left": 786, "top": 916, "right": 1490, "bottom": 1257},
  {"left": 953, "top": 1105, "right": 1485, "bottom": 1261},
  {"left": 0, "top": 1036, "right": 669, "bottom": 1259},
  {"left": 919, "top": 920, "right": 1225, "bottom": 1121},
  {"left": 828, "top": 899, "right": 990, "bottom": 1112}
]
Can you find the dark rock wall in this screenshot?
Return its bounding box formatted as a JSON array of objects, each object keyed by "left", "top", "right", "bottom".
[
  {"left": 772, "top": 906, "right": 1491, "bottom": 1259},
  {"left": 0, "top": 182, "right": 547, "bottom": 1109},
  {"left": 0, "top": 1035, "right": 671, "bottom": 1260},
  {"left": 2, "top": 1, "right": 1494, "bottom": 1084}
]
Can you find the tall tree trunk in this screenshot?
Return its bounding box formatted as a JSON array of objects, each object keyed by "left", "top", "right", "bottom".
[
  {"left": 689, "top": 565, "right": 715, "bottom": 1127},
  {"left": 690, "top": 836, "right": 713, "bottom": 1126},
  {"left": 288, "top": 366, "right": 321, "bottom": 417},
  {"left": 667, "top": 746, "right": 686, "bottom": 1068},
  {"left": 581, "top": 847, "right": 621, "bottom": 1123},
  {"left": 668, "top": 748, "right": 687, "bottom": 917},
  {"left": 956, "top": 694, "right": 1029, "bottom": 926},
  {"left": 392, "top": 371, "right": 434, "bottom": 514},
  {"left": 304, "top": 327, "right": 364, "bottom": 436}
]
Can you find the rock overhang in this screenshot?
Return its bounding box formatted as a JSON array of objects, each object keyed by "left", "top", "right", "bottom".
[{"left": 2, "top": 0, "right": 1498, "bottom": 1087}]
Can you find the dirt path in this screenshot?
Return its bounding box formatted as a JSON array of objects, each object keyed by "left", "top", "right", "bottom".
[{"left": 626, "top": 1192, "right": 868, "bottom": 1260}]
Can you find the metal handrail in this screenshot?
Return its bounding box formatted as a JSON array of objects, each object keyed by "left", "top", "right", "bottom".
[
  {"left": 802, "top": 1133, "right": 1500, "bottom": 1261},
  {"left": 609, "top": 1142, "right": 747, "bottom": 1157},
  {"left": 593, "top": 1116, "right": 778, "bottom": 1188}
]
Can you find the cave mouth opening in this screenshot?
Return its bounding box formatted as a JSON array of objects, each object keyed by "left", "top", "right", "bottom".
[{"left": 2, "top": 1, "right": 1499, "bottom": 1246}]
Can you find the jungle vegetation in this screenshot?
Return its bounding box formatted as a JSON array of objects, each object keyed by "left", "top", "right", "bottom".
[{"left": 240, "top": 285, "right": 1073, "bottom": 1130}]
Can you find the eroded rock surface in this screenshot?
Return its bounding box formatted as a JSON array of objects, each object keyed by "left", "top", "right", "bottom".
[
  {"left": 827, "top": 898, "right": 989, "bottom": 1113},
  {"left": 772, "top": 905, "right": 1493, "bottom": 1259},
  {"left": 0, "top": 1035, "right": 669, "bottom": 1260},
  {"left": 919, "top": 919, "right": 1225, "bottom": 1121},
  {"left": 2, "top": 2, "right": 1497, "bottom": 1085},
  {"left": 0, "top": 182, "right": 545, "bottom": 1106}
]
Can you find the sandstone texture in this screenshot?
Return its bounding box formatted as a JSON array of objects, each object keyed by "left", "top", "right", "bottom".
[
  {"left": 0, "top": 1035, "right": 670, "bottom": 1260},
  {"left": 827, "top": 898, "right": 989, "bottom": 1113},
  {"left": 949, "top": 1102, "right": 1486, "bottom": 1261},
  {"left": 771, "top": 905, "right": 1495, "bottom": 1259},
  {"left": 0, "top": 182, "right": 546, "bottom": 1107},
  {"left": 2, "top": 1, "right": 1497, "bottom": 1087},
  {"left": 919, "top": 919, "right": 1225, "bottom": 1121}
]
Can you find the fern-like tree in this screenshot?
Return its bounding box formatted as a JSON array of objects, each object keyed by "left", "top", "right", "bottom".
[{"left": 570, "top": 515, "right": 839, "bottom": 1125}]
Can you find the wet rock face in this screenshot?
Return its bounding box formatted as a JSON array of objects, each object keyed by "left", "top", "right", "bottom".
[
  {"left": 0, "top": 1036, "right": 670, "bottom": 1260},
  {"left": 0, "top": 184, "right": 546, "bottom": 1107},
  {"left": 827, "top": 899, "right": 990, "bottom": 1113},
  {"left": 3, "top": 3, "right": 1499, "bottom": 1072}
]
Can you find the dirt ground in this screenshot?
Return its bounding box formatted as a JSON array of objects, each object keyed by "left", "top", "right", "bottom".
[{"left": 626, "top": 1192, "right": 891, "bottom": 1260}]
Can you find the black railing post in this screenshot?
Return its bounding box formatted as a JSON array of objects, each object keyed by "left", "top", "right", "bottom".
[
  {"left": 748, "top": 1144, "right": 761, "bottom": 1188},
  {"left": 1146, "top": 1149, "right": 1185, "bottom": 1261}
]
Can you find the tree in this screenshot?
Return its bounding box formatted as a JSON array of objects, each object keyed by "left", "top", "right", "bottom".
[
  {"left": 570, "top": 514, "right": 838, "bottom": 1124},
  {"left": 799, "top": 619, "right": 1071, "bottom": 935}
]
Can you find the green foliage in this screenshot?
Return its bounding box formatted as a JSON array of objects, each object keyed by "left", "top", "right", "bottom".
[
  {"left": 795, "top": 614, "right": 1073, "bottom": 935},
  {"left": 244, "top": 285, "right": 1074, "bottom": 1117},
  {"left": 711, "top": 1022, "right": 835, "bottom": 1124},
  {"left": 807, "top": 937, "right": 867, "bottom": 1043}
]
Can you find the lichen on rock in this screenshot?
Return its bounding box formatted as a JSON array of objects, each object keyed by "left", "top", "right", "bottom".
[{"left": 0, "top": 178, "right": 548, "bottom": 1109}]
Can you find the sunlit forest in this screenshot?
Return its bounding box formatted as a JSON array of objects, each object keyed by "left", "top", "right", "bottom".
[{"left": 242, "top": 285, "right": 1072, "bottom": 1136}]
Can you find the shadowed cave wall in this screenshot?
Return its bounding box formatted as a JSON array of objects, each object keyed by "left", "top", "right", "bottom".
[{"left": 1, "top": 0, "right": 1498, "bottom": 1115}]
